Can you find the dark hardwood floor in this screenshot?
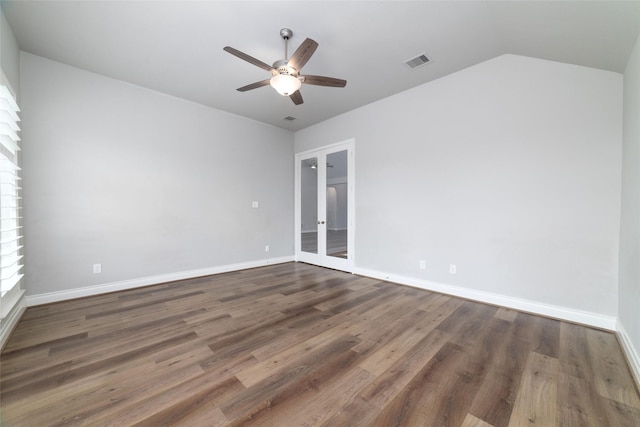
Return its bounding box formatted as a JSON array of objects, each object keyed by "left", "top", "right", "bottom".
[{"left": 1, "top": 262, "right": 639, "bottom": 426}]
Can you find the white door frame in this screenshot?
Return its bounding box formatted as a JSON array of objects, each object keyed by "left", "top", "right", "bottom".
[{"left": 295, "top": 139, "right": 355, "bottom": 272}]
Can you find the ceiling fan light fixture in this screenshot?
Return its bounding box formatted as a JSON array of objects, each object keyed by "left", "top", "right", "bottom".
[{"left": 270, "top": 74, "right": 302, "bottom": 96}]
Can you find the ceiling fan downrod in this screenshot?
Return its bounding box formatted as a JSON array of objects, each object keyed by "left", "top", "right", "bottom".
[{"left": 280, "top": 28, "right": 293, "bottom": 60}]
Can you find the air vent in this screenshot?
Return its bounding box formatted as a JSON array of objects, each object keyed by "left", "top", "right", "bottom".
[
  {"left": 404, "top": 53, "right": 431, "bottom": 70},
  {"left": 283, "top": 116, "right": 296, "bottom": 121}
]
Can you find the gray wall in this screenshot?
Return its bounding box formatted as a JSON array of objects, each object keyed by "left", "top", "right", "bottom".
[
  {"left": 295, "top": 54, "right": 622, "bottom": 318},
  {"left": 619, "top": 35, "right": 640, "bottom": 376},
  {"left": 1, "top": 5, "right": 19, "bottom": 92},
  {"left": 20, "top": 52, "right": 294, "bottom": 296}
]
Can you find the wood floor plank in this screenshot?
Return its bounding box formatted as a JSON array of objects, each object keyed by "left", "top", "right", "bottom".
[
  {"left": 194, "top": 310, "right": 286, "bottom": 343},
  {"left": 358, "top": 296, "right": 462, "bottom": 377},
  {"left": 141, "top": 406, "right": 229, "bottom": 427},
  {"left": 603, "top": 396, "right": 640, "bottom": 427},
  {"left": 1, "top": 262, "right": 638, "bottom": 426},
  {"left": 235, "top": 324, "right": 361, "bottom": 388},
  {"left": 462, "top": 413, "right": 495, "bottom": 427},
  {"left": 513, "top": 312, "right": 561, "bottom": 359},
  {"left": 1, "top": 342, "right": 210, "bottom": 425},
  {"left": 436, "top": 300, "right": 498, "bottom": 349},
  {"left": 359, "top": 328, "right": 450, "bottom": 409},
  {"left": 508, "top": 351, "right": 559, "bottom": 426},
  {"left": 586, "top": 327, "right": 640, "bottom": 409},
  {"left": 352, "top": 305, "right": 433, "bottom": 355},
  {"left": 247, "top": 287, "right": 412, "bottom": 366},
  {"left": 556, "top": 371, "right": 608, "bottom": 427},
  {"left": 368, "top": 341, "right": 470, "bottom": 426},
  {"left": 1, "top": 331, "right": 200, "bottom": 407},
  {"left": 318, "top": 395, "right": 380, "bottom": 427},
  {"left": 313, "top": 283, "right": 381, "bottom": 311},
  {"left": 115, "top": 375, "right": 244, "bottom": 427},
  {"left": 233, "top": 367, "right": 375, "bottom": 427},
  {"left": 407, "top": 318, "right": 509, "bottom": 427},
  {"left": 2, "top": 318, "right": 197, "bottom": 388},
  {"left": 358, "top": 315, "right": 434, "bottom": 376},
  {"left": 494, "top": 307, "right": 518, "bottom": 322},
  {"left": 558, "top": 321, "right": 593, "bottom": 380},
  {"left": 467, "top": 319, "right": 528, "bottom": 427},
  {"left": 221, "top": 335, "right": 361, "bottom": 423}
]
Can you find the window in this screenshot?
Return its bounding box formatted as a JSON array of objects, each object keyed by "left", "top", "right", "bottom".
[{"left": 0, "top": 82, "right": 22, "bottom": 303}]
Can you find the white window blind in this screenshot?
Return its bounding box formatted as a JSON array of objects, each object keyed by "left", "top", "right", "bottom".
[{"left": 0, "top": 84, "right": 23, "bottom": 297}]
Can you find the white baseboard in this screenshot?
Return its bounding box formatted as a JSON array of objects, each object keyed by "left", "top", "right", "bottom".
[
  {"left": 617, "top": 320, "right": 640, "bottom": 389},
  {"left": 354, "top": 267, "right": 617, "bottom": 331},
  {"left": 26, "top": 256, "right": 294, "bottom": 306},
  {"left": 1, "top": 290, "right": 26, "bottom": 351}
]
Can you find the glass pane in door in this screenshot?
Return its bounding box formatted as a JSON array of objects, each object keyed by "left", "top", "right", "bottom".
[
  {"left": 301, "top": 157, "right": 318, "bottom": 254},
  {"left": 326, "top": 150, "right": 348, "bottom": 259}
]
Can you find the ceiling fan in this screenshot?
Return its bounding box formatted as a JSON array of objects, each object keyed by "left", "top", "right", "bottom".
[{"left": 223, "top": 28, "right": 347, "bottom": 105}]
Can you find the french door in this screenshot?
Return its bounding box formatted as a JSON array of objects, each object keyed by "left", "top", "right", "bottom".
[{"left": 295, "top": 140, "right": 354, "bottom": 272}]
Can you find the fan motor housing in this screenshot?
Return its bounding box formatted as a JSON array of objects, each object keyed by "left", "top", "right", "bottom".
[{"left": 272, "top": 59, "right": 299, "bottom": 77}]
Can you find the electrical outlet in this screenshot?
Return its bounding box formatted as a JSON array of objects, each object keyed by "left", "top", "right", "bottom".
[
  {"left": 93, "top": 263, "right": 102, "bottom": 274},
  {"left": 251, "top": 201, "right": 259, "bottom": 208},
  {"left": 419, "top": 260, "right": 426, "bottom": 270},
  {"left": 265, "top": 245, "right": 270, "bottom": 252},
  {"left": 449, "top": 264, "right": 456, "bottom": 275}
]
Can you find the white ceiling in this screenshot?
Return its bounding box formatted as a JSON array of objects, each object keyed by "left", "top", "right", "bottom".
[{"left": 2, "top": 1, "right": 639, "bottom": 131}]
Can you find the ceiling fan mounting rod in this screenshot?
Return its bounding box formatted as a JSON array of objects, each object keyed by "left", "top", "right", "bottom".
[{"left": 280, "top": 28, "right": 293, "bottom": 60}]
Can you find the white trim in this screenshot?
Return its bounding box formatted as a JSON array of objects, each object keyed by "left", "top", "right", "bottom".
[
  {"left": 26, "top": 256, "right": 294, "bottom": 306},
  {"left": 1, "top": 284, "right": 24, "bottom": 319},
  {"left": 354, "top": 267, "right": 617, "bottom": 330},
  {"left": 296, "top": 138, "right": 356, "bottom": 157},
  {"left": 0, "top": 289, "right": 26, "bottom": 350},
  {"left": 617, "top": 319, "right": 640, "bottom": 389}
]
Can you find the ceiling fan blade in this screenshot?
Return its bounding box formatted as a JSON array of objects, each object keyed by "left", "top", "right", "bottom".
[
  {"left": 223, "top": 46, "right": 273, "bottom": 72},
  {"left": 237, "top": 79, "right": 271, "bottom": 92},
  {"left": 290, "top": 91, "right": 303, "bottom": 105},
  {"left": 288, "top": 38, "right": 318, "bottom": 71},
  {"left": 301, "top": 75, "right": 347, "bottom": 88}
]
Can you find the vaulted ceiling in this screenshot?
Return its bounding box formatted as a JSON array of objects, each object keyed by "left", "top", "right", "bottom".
[{"left": 2, "top": 1, "right": 639, "bottom": 131}]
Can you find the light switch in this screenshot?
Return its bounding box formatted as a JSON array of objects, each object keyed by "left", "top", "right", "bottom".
[{"left": 251, "top": 201, "right": 259, "bottom": 208}]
